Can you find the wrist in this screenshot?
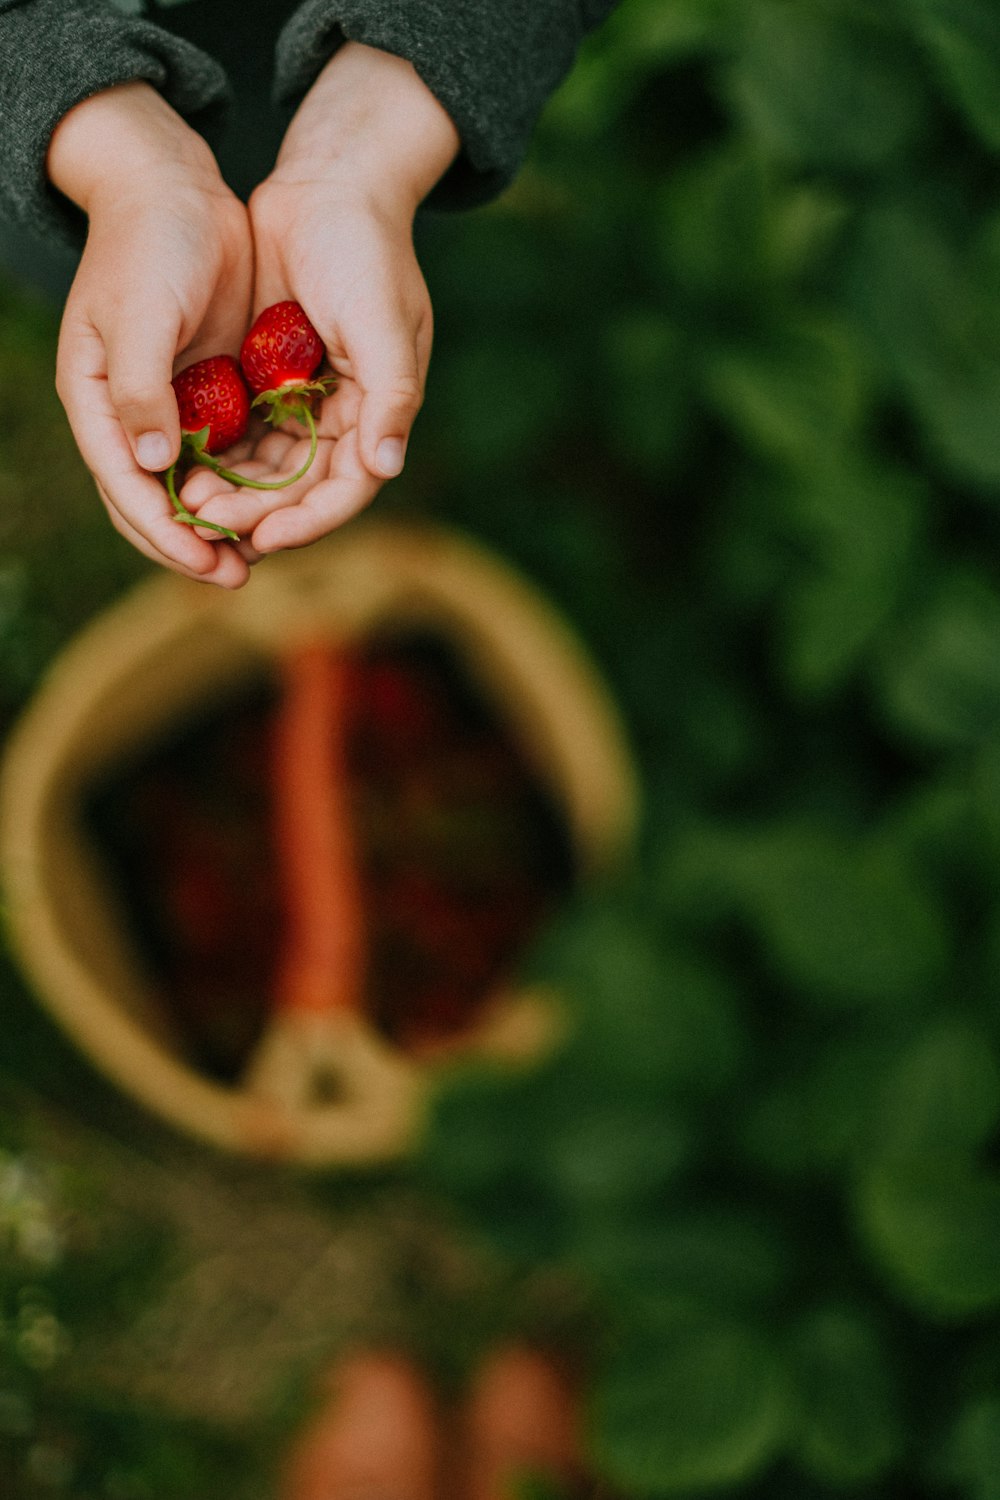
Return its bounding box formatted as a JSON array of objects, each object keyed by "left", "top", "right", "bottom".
[
  {"left": 272, "top": 43, "right": 460, "bottom": 217},
  {"left": 47, "top": 81, "right": 225, "bottom": 216}
]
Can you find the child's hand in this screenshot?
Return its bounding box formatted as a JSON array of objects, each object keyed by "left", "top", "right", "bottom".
[
  {"left": 48, "top": 82, "right": 255, "bottom": 586},
  {"left": 185, "top": 44, "right": 458, "bottom": 554}
]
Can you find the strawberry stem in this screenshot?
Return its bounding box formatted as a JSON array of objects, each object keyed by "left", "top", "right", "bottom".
[
  {"left": 192, "top": 402, "right": 319, "bottom": 491},
  {"left": 165, "top": 461, "right": 240, "bottom": 542}
]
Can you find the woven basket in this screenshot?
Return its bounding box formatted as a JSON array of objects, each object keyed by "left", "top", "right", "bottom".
[{"left": 0, "top": 522, "right": 638, "bottom": 1166}]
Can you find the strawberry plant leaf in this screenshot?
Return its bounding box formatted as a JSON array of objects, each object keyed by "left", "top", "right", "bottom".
[
  {"left": 872, "top": 1019, "right": 1000, "bottom": 1163},
  {"left": 910, "top": 0, "right": 1000, "bottom": 150},
  {"left": 726, "top": 2, "right": 924, "bottom": 170},
  {"left": 592, "top": 1313, "right": 790, "bottom": 1493},
  {"left": 789, "top": 1305, "right": 904, "bottom": 1486},
  {"left": 856, "top": 1159, "right": 1000, "bottom": 1318},
  {"left": 876, "top": 572, "right": 1000, "bottom": 748},
  {"left": 933, "top": 1396, "right": 1000, "bottom": 1500}
]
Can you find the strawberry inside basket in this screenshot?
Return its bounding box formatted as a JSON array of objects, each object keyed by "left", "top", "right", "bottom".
[{"left": 83, "top": 629, "right": 576, "bottom": 1083}]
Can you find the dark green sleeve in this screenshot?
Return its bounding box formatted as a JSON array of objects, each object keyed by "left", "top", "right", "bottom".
[
  {"left": 274, "top": 0, "right": 620, "bottom": 208},
  {"left": 0, "top": 0, "right": 230, "bottom": 247}
]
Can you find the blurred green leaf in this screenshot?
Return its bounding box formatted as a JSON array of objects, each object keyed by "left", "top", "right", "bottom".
[
  {"left": 768, "top": 182, "right": 851, "bottom": 283},
  {"left": 848, "top": 203, "right": 1000, "bottom": 487},
  {"left": 857, "top": 1158, "right": 1000, "bottom": 1317},
  {"left": 743, "top": 1030, "right": 905, "bottom": 1178},
  {"left": 610, "top": 0, "right": 734, "bottom": 62},
  {"left": 593, "top": 1312, "right": 790, "bottom": 1493},
  {"left": 883, "top": 771, "right": 982, "bottom": 891},
  {"left": 933, "top": 1395, "right": 1000, "bottom": 1500},
  {"left": 579, "top": 1208, "right": 790, "bottom": 1312},
  {"left": 626, "top": 632, "right": 767, "bottom": 791},
  {"left": 746, "top": 833, "right": 947, "bottom": 1004},
  {"left": 421, "top": 1067, "right": 543, "bottom": 1186},
  {"left": 877, "top": 572, "right": 1000, "bottom": 748},
  {"left": 667, "top": 822, "right": 948, "bottom": 1005},
  {"left": 727, "top": 2, "right": 923, "bottom": 170},
  {"left": 776, "top": 458, "right": 923, "bottom": 696},
  {"left": 657, "top": 146, "right": 784, "bottom": 307},
  {"left": 542, "top": 1101, "right": 689, "bottom": 1214},
  {"left": 602, "top": 311, "right": 691, "bottom": 477},
  {"left": 911, "top": 0, "right": 1000, "bottom": 150},
  {"left": 535, "top": 906, "right": 747, "bottom": 1099},
  {"left": 543, "top": 0, "right": 732, "bottom": 143},
  {"left": 433, "top": 334, "right": 571, "bottom": 469},
  {"left": 971, "top": 742, "right": 1000, "bottom": 865},
  {"left": 426, "top": 211, "right": 554, "bottom": 319},
  {"left": 873, "top": 1019, "right": 1000, "bottom": 1162},
  {"left": 704, "top": 317, "right": 869, "bottom": 465},
  {"left": 707, "top": 471, "right": 797, "bottom": 615},
  {"left": 789, "top": 1305, "right": 904, "bottom": 1485}
]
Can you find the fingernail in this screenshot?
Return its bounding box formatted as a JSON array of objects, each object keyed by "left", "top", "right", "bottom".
[
  {"left": 376, "top": 437, "right": 406, "bottom": 477},
  {"left": 136, "top": 432, "right": 172, "bottom": 471}
]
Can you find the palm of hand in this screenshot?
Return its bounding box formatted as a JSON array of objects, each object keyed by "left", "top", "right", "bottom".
[
  {"left": 177, "top": 379, "right": 379, "bottom": 556},
  {"left": 175, "top": 186, "right": 432, "bottom": 557}
]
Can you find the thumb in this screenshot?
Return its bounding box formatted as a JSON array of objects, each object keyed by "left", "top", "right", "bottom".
[
  {"left": 351, "top": 313, "right": 425, "bottom": 480},
  {"left": 103, "top": 306, "right": 184, "bottom": 473}
]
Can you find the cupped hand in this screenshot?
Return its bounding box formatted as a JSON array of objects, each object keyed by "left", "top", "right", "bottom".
[
  {"left": 181, "top": 42, "right": 458, "bottom": 555},
  {"left": 182, "top": 185, "right": 428, "bottom": 551},
  {"left": 48, "top": 82, "right": 255, "bottom": 586}
]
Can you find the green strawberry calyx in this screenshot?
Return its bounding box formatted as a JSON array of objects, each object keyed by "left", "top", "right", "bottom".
[
  {"left": 180, "top": 424, "right": 212, "bottom": 456},
  {"left": 252, "top": 376, "right": 334, "bottom": 428}
]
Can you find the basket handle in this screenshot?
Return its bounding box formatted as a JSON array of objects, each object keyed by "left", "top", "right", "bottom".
[{"left": 243, "top": 642, "right": 371, "bottom": 1113}]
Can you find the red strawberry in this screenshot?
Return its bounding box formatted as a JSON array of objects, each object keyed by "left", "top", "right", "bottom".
[
  {"left": 172, "top": 355, "right": 250, "bottom": 455},
  {"left": 239, "top": 301, "right": 331, "bottom": 424}
]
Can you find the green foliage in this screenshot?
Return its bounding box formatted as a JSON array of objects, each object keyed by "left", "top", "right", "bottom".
[
  {"left": 911, "top": 0, "right": 1000, "bottom": 149},
  {"left": 592, "top": 1309, "right": 790, "bottom": 1494},
  {"left": 725, "top": 4, "right": 925, "bottom": 171},
  {"left": 415, "top": 0, "right": 1000, "bottom": 1493},
  {"left": 878, "top": 571, "right": 1000, "bottom": 747},
  {"left": 787, "top": 1305, "right": 904, "bottom": 1486},
  {"left": 934, "top": 1395, "right": 1000, "bottom": 1500},
  {"left": 0, "top": 1122, "right": 260, "bottom": 1500},
  {"left": 856, "top": 1159, "right": 1000, "bottom": 1319},
  {"left": 664, "top": 818, "right": 950, "bottom": 1006}
]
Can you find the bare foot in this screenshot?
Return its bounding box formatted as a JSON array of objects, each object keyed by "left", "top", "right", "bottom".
[
  {"left": 459, "top": 1345, "right": 586, "bottom": 1500},
  {"left": 280, "top": 1351, "right": 441, "bottom": 1500}
]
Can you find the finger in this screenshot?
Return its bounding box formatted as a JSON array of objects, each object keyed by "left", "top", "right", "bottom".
[
  {"left": 89, "top": 432, "right": 224, "bottom": 576},
  {"left": 178, "top": 434, "right": 315, "bottom": 501},
  {"left": 314, "top": 380, "right": 362, "bottom": 442},
  {"left": 234, "top": 535, "right": 266, "bottom": 567},
  {"left": 250, "top": 428, "right": 381, "bottom": 552},
  {"left": 191, "top": 443, "right": 326, "bottom": 535},
  {"left": 176, "top": 459, "right": 273, "bottom": 507},
  {"left": 91, "top": 423, "right": 221, "bottom": 571},
  {"left": 416, "top": 312, "right": 433, "bottom": 374},
  {"left": 250, "top": 261, "right": 288, "bottom": 317},
  {"left": 179, "top": 455, "right": 291, "bottom": 536},
  {"left": 95, "top": 481, "right": 251, "bottom": 588},
  {"left": 250, "top": 428, "right": 304, "bottom": 467},
  {"left": 57, "top": 345, "right": 222, "bottom": 575},
  {"left": 101, "top": 294, "right": 185, "bottom": 473},
  {"left": 349, "top": 307, "right": 425, "bottom": 480},
  {"left": 176, "top": 270, "right": 253, "bottom": 370}
]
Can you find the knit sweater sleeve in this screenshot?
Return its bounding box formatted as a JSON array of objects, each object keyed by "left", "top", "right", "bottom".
[
  {"left": 274, "top": 0, "right": 620, "bottom": 208},
  {"left": 0, "top": 0, "right": 230, "bottom": 247}
]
